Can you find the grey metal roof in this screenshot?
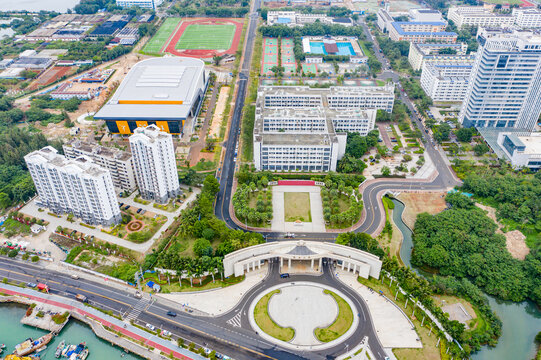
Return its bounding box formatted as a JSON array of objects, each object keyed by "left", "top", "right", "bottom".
[
  {"left": 287, "top": 245, "right": 317, "bottom": 256},
  {"left": 94, "top": 57, "right": 205, "bottom": 121}
]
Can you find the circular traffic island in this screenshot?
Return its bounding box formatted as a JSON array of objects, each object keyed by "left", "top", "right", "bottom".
[{"left": 249, "top": 282, "right": 358, "bottom": 351}]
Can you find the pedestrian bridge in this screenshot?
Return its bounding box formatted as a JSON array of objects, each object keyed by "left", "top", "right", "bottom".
[{"left": 223, "top": 240, "right": 382, "bottom": 279}]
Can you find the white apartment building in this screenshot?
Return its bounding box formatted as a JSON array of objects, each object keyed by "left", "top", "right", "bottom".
[
  {"left": 420, "top": 61, "right": 474, "bottom": 102},
  {"left": 496, "top": 131, "right": 541, "bottom": 169},
  {"left": 409, "top": 9, "right": 445, "bottom": 23},
  {"left": 513, "top": 8, "right": 541, "bottom": 29},
  {"left": 448, "top": 6, "right": 514, "bottom": 29},
  {"left": 129, "top": 125, "right": 180, "bottom": 203},
  {"left": 377, "top": 8, "right": 394, "bottom": 32},
  {"left": 389, "top": 22, "right": 457, "bottom": 43},
  {"left": 116, "top": 0, "right": 163, "bottom": 9},
  {"left": 408, "top": 42, "right": 470, "bottom": 70},
  {"left": 459, "top": 28, "right": 541, "bottom": 130},
  {"left": 253, "top": 86, "right": 392, "bottom": 172},
  {"left": 63, "top": 140, "right": 137, "bottom": 193},
  {"left": 24, "top": 147, "right": 121, "bottom": 226}
]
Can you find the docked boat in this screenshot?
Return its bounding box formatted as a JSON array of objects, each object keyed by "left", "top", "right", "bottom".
[
  {"left": 14, "top": 333, "right": 53, "bottom": 356},
  {"left": 35, "top": 345, "right": 47, "bottom": 353},
  {"left": 55, "top": 340, "right": 66, "bottom": 358},
  {"left": 66, "top": 342, "right": 85, "bottom": 359},
  {"left": 62, "top": 344, "right": 75, "bottom": 357},
  {"left": 78, "top": 348, "right": 89, "bottom": 360}
]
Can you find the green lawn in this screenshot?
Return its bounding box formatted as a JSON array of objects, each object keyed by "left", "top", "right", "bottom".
[
  {"left": 254, "top": 290, "right": 295, "bottom": 342},
  {"left": 175, "top": 24, "right": 235, "bottom": 50},
  {"left": 142, "top": 18, "right": 181, "bottom": 54},
  {"left": 315, "top": 290, "right": 353, "bottom": 342},
  {"left": 284, "top": 192, "right": 311, "bottom": 222}
]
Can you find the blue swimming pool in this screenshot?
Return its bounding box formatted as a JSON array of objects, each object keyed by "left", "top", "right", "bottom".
[{"left": 309, "top": 41, "right": 355, "bottom": 56}]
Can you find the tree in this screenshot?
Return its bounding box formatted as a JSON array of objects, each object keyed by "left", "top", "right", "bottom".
[
  {"left": 434, "top": 123, "right": 451, "bottom": 143},
  {"left": 381, "top": 166, "right": 391, "bottom": 176},
  {"left": 193, "top": 238, "right": 213, "bottom": 257},
  {"left": 8, "top": 249, "right": 18, "bottom": 258},
  {"left": 473, "top": 143, "right": 489, "bottom": 156},
  {"left": 212, "top": 55, "right": 223, "bottom": 66},
  {"left": 445, "top": 192, "right": 474, "bottom": 209},
  {"left": 456, "top": 127, "right": 473, "bottom": 143}
]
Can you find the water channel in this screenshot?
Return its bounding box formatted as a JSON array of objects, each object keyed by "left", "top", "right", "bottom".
[
  {"left": 0, "top": 303, "right": 142, "bottom": 360},
  {"left": 391, "top": 198, "right": 540, "bottom": 360}
]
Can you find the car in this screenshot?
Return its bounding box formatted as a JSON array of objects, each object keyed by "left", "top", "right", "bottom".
[
  {"left": 134, "top": 291, "right": 142, "bottom": 299},
  {"left": 145, "top": 323, "right": 156, "bottom": 331},
  {"left": 119, "top": 203, "right": 124, "bottom": 207},
  {"left": 166, "top": 311, "right": 177, "bottom": 317},
  {"left": 71, "top": 274, "right": 79, "bottom": 280},
  {"left": 141, "top": 210, "right": 146, "bottom": 215},
  {"left": 27, "top": 282, "right": 37, "bottom": 288},
  {"left": 161, "top": 330, "right": 171, "bottom": 337},
  {"left": 123, "top": 205, "right": 130, "bottom": 210},
  {"left": 280, "top": 273, "right": 290, "bottom": 278},
  {"left": 136, "top": 208, "right": 142, "bottom": 213}
]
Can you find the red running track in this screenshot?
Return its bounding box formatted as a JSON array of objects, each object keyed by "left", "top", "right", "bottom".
[{"left": 165, "top": 18, "right": 243, "bottom": 58}]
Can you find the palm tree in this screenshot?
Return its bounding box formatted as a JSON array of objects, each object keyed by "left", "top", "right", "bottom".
[{"left": 214, "top": 257, "right": 224, "bottom": 281}]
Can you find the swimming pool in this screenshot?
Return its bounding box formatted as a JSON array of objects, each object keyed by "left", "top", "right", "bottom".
[{"left": 309, "top": 41, "right": 355, "bottom": 56}]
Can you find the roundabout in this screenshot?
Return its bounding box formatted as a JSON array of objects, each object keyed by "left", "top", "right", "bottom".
[{"left": 248, "top": 281, "right": 359, "bottom": 351}]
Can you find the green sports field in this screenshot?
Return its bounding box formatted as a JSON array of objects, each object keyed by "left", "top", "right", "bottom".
[
  {"left": 175, "top": 24, "right": 235, "bottom": 50},
  {"left": 142, "top": 18, "right": 181, "bottom": 54}
]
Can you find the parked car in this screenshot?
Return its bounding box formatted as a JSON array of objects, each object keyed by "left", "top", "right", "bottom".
[
  {"left": 166, "top": 311, "right": 177, "bottom": 317},
  {"left": 123, "top": 205, "right": 130, "bottom": 210},
  {"left": 71, "top": 274, "right": 79, "bottom": 280},
  {"left": 141, "top": 210, "right": 146, "bottom": 215},
  {"left": 280, "top": 273, "right": 290, "bottom": 278},
  {"left": 27, "top": 283, "right": 37, "bottom": 288},
  {"left": 161, "top": 330, "right": 171, "bottom": 337},
  {"left": 119, "top": 203, "right": 124, "bottom": 207},
  {"left": 145, "top": 323, "right": 156, "bottom": 331}
]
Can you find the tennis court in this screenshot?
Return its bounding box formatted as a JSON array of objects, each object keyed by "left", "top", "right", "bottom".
[
  {"left": 281, "top": 38, "right": 296, "bottom": 75},
  {"left": 302, "top": 63, "right": 317, "bottom": 74},
  {"left": 142, "top": 18, "right": 181, "bottom": 54},
  {"left": 175, "top": 24, "right": 235, "bottom": 50},
  {"left": 262, "top": 37, "right": 279, "bottom": 75}
]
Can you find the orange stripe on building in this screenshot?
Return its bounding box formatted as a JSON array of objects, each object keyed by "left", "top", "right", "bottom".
[
  {"left": 118, "top": 100, "right": 183, "bottom": 105},
  {"left": 116, "top": 121, "right": 131, "bottom": 134},
  {"left": 156, "top": 121, "right": 169, "bottom": 133},
  {"left": 136, "top": 121, "right": 148, "bottom": 128}
]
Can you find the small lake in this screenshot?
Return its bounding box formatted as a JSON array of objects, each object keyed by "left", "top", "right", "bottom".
[
  {"left": 391, "top": 198, "right": 541, "bottom": 360},
  {"left": 0, "top": 303, "right": 142, "bottom": 360},
  {"left": 0, "top": 0, "right": 80, "bottom": 13}
]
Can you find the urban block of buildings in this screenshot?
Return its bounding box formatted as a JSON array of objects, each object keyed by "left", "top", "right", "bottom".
[
  {"left": 266, "top": 11, "right": 352, "bottom": 27},
  {"left": 448, "top": 6, "right": 514, "bottom": 29},
  {"left": 408, "top": 42, "right": 471, "bottom": 71},
  {"left": 459, "top": 28, "right": 541, "bottom": 130},
  {"left": 389, "top": 22, "right": 458, "bottom": 43},
  {"left": 253, "top": 85, "right": 394, "bottom": 172},
  {"left": 24, "top": 146, "right": 121, "bottom": 226},
  {"left": 377, "top": 8, "right": 446, "bottom": 33},
  {"left": 420, "top": 60, "right": 474, "bottom": 102},
  {"left": 95, "top": 57, "right": 207, "bottom": 135},
  {"left": 63, "top": 140, "right": 137, "bottom": 193},
  {"left": 116, "top": 0, "right": 163, "bottom": 9},
  {"left": 129, "top": 125, "right": 181, "bottom": 203}
]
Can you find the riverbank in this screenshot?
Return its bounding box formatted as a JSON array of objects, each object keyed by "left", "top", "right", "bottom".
[{"left": 0, "top": 283, "right": 206, "bottom": 360}]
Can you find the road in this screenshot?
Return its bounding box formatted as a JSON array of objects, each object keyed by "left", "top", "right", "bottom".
[{"left": 0, "top": 256, "right": 389, "bottom": 359}]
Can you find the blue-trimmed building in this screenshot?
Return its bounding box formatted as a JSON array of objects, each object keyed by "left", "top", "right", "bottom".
[{"left": 389, "top": 22, "right": 457, "bottom": 43}]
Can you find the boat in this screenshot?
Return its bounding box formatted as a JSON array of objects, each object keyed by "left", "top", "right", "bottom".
[
  {"left": 55, "top": 340, "right": 66, "bottom": 358},
  {"left": 5, "top": 355, "right": 34, "bottom": 360},
  {"left": 14, "top": 333, "right": 53, "bottom": 356},
  {"left": 65, "top": 342, "right": 85, "bottom": 359},
  {"left": 62, "top": 344, "right": 75, "bottom": 357},
  {"left": 35, "top": 345, "right": 47, "bottom": 353},
  {"left": 78, "top": 348, "right": 89, "bottom": 360}
]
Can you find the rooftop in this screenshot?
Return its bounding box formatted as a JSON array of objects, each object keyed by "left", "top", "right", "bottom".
[
  {"left": 25, "top": 146, "right": 109, "bottom": 177},
  {"left": 64, "top": 139, "right": 132, "bottom": 161},
  {"left": 391, "top": 22, "right": 457, "bottom": 37},
  {"left": 518, "top": 134, "right": 541, "bottom": 154},
  {"left": 95, "top": 57, "right": 206, "bottom": 121}
]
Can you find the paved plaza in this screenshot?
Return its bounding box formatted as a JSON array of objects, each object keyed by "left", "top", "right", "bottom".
[
  {"left": 271, "top": 186, "right": 326, "bottom": 233},
  {"left": 268, "top": 284, "right": 338, "bottom": 345}
]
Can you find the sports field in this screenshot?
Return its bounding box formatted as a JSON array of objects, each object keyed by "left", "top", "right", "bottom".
[
  {"left": 175, "top": 24, "right": 235, "bottom": 50},
  {"left": 142, "top": 18, "right": 181, "bottom": 54}
]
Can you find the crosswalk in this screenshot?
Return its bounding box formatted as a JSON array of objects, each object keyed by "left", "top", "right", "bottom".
[
  {"left": 226, "top": 312, "right": 242, "bottom": 328},
  {"left": 125, "top": 298, "right": 150, "bottom": 321}
]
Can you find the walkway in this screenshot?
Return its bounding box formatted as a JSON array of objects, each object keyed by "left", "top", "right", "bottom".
[
  {"left": 188, "top": 84, "right": 220, "bottom": 167},
  {"left": 156, "top": 265, "right": 268, "bottom": 316},
  {"left": 19, "top": 188, "right": 200, "bottom": 253},
  {"left": 335, "top": 269, "right": 421, "bottom": 349},
  {"left": 0, "top": 283, "right": 206, "bottom": 360},
  {"left": 271, "top": 186, "right": 325, "bottom": 233}
]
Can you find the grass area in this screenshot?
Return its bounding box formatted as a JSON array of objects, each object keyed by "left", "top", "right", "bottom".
[
  {"left": 134, "top": 195, "right": 150, "bottom": 205},
  {"left": 190, "top": 158, "right": 216, "bottom": 172},
  {"left": 175, "top": 24, "right": 235, "bottom": 50},
  {"left": 142, "top": 18, "right": 181, "bottom": 54},
  {"left": 254, "top": 290, "right": 295, "bottom": 342},
  {"left": 1, "top": 218, "right": 31, "bottom": 237},
  {"left": 315, "top": 290, "right": 353, "bottom": 342},
  {"left": 284, "top": 192, "right": 311, "bottom": 222},
  {"left": 153, "top": 200, "right": 180, "bottom": 213},
  {"left": 142, "top": 272, "right": 245, "bottom": 293},
  {"left": 391, "top": 124, "right": 404, "bottom": 148}
]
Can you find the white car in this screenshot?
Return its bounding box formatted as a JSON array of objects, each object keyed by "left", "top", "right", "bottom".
[
  {"left": 145, "top": 324, "right": 156, "bottom": 331},
  {"left": 161, "top": 330, "right": 171, "bottom": 337}
]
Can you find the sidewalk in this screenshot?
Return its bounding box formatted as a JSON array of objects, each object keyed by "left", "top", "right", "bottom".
[{"left": 0, "top": 283, "right": 206, "bottom": 360}]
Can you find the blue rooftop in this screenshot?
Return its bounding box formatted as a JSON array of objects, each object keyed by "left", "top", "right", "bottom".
[{"left": 277, "top": 17, "right": 292, "bottom": 24}]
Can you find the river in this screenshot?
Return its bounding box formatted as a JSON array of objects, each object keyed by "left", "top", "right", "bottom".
[
  {"left": 0, "top": 0, "right": 80, "bottom": 13},
  {"left": 391, "top": 198, "right": 540, "bottom": 360},
  {"left": 0, "top": 303, "right": 142, "bottom": 360}
]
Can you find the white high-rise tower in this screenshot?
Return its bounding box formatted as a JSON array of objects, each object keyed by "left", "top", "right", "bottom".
[{"left": 129, "top": 125, "right": 180, "bottom": 203}]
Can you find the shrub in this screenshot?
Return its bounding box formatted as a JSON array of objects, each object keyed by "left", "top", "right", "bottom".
[
  {"left": 22, "top": 253, "right": 29, "bottom": 261},
  {"left": 8, "top": 249, "right": 18, "bottom": 258},
  {"left": 31, "top": 255, "right": 39, "bottom": 263}
]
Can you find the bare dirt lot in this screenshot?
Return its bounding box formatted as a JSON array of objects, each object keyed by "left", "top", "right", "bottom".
[
  {"left": 208, "top": 85, "right": 229, "bottom": 139},
  {"left": 475, "top": 203, "right": 529, "bottom": 260},
  {"left": 396, "top": 192, "right": 447, "bottom": 229}
]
